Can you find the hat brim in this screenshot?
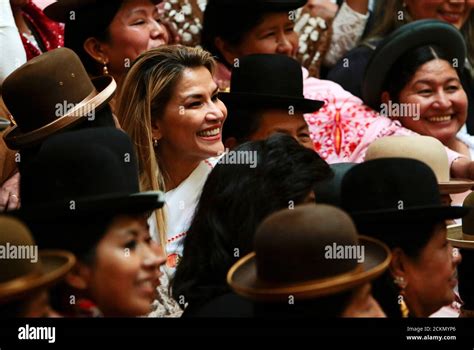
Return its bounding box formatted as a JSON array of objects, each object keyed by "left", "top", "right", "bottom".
[
  {"left": 13, "top": 191, "right": 165, "bottom": 221},
  {"left": 0, "top": 250, "right": 75, "bottom": 304},
  {"left": 447, "top": 223, "right": 474, "bottom": 249},
  {"left": 362, "top": 20, "right": 467, "bottom": 110},
  {"left": 351, "top": 204, "right": 469, "bottom": 224},
  {"left": 227, "top": 236, "right": 391, "bottom": 302},
  {"left": 219, "top": 92, "right": 324, "bottom": 114},
  {"left": 260, "top": 0, "right": 307, "bottom": 11},
  {"left": 3, "top": 75, "right": 116, "bottom": 150},
  {"left": 45, "top": 0, "right": 163, "bottom": 22},
  {"left": 439, "top": 180, "right": 474, "bottom": 194}
]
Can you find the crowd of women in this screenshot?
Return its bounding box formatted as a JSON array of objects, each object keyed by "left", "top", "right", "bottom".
[{"left": 0, "top": 0, "right": 473, "bottom": 319}]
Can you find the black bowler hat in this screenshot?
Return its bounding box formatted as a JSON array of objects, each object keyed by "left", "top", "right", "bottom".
[
  {"left": 363, "top": 19, "right": 466, "bottom": 110},
  {"left": 219, "top": 54, "right": 324, "bottom": 113},
  {"left": 259, "top": 0, "right": 307, "bottom": 10},
  {"left": 17, "top": 127, "right": 164, "bottom": 220},
  {"left": 206, "top": 0, "right": 307, "bottom": 12},
  {"left": 314, "top": 163, "right": 356, "bottom": 207},
  {"left": 340, "top": 158, "right": 468, "bottom": 224},
  {"left": 265, "top": 0, "right": 307, "bottom": 9},
  {"left": 45, "top": 0, "right": 163, "bottom": 23}
]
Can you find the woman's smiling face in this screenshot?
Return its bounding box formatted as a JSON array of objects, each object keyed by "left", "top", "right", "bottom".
[
  {"left": 405, "top": 0, "right": 473, "bottom": 29},
  {"left": 396, "top": 59, "right": 467, "bottom": 144},
  {"left": 154, "top": 66, "right": 228, "bottom": 162},
  {"left": 83, "top": 214, "right": 166, "bottom": 317}
]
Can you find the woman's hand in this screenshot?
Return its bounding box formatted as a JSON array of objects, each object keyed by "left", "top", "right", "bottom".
[
  {"left": 451, "top": 157, "right": 474, "bottom": 184},
  {"left": 0, "top": 171, "right": 20, "bottom": 212},
  {"left": 305, "top": 0, "right": 339, "bottom": 20}
]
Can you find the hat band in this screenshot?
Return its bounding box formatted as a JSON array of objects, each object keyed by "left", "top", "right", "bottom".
[
  {"left": 58, "top": 89, "right": 99, "bottom": 118},
  {"left": 3, "top": 77, "right": 117, "bottom": 149},
  {"left": 463, "top": 232, "right": 474, "bottom": 242},
  {"left": 6, "top": 88, "right": 98, "bottom": 137},
  {"left": 256, "top": 264, "right": 364, "bottom": 296},
  {"left": 230, "top": 251, "right": 365, "bottom": 298}
]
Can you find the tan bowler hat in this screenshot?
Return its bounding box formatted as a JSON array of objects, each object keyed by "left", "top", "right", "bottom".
[{"left": 365, "top": 135, "right": 474, "bottom": 195}]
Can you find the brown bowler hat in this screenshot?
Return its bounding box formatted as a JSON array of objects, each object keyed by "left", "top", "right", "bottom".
[
  {"left": 0, "top": 216, "right": 75, "bottom": 304},
  {"left": 448, "top": 192, "right": 474, "bottom": 249},
  {"left": 2, "top": 48, "right": 116, "bottom": 149},
  {"left": 227, "top": 204, "right": 391, "bottom": 302}
]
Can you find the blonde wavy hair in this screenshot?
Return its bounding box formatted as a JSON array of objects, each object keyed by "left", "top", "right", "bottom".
[{"left": 116, "top": 45, "right": 216, "bottom": 249}]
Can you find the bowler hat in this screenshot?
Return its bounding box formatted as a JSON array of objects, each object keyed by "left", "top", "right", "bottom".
[
  {"left": 341, "top": 158, "right": 468, "bottom": 224},
  {"left": 17, "top": 127, "right": 164, "bottom": 220},
  {"left": 0, "top": 216, "right": 75, "bottom": 304},
  {"left": 205, "top": 0, "right": 307, "bottom": 13},
  {"left": 448, "top": 192, "right": 474, "bottom": 249},
  {"left": 228, "top": 204, "right": 390, "bottom": 302},
  {"left": 363, "top": 19, "right": 466, "bottom": 110},
  {"left": 45, "top": 0, "right": 163, "bottom": 23},
  {"left": 219, "top": 54, "right": 324, "bottom": 113},
  {"left": 263, "top": 0, "right": 308, "bottom": 11},
  {"left": 314, "top": 163, "right": 356, "bottom": 207},
  {"left": 365, "top": 136, "right": 474, "bottom": 194},
  {"left": 2, "top": 48, "right": 116, "bottom": 149}
]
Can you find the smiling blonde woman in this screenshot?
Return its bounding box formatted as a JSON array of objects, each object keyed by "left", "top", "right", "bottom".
[{"left": 117, "top": 45, "right": 227, "bottom": 276}]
